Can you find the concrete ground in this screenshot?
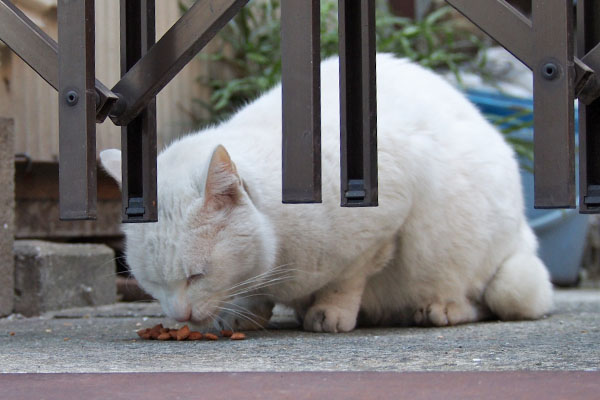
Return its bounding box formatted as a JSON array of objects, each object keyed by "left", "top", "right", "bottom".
[{"left": 1, "top": 288, "right": 599, "bottom": 373}]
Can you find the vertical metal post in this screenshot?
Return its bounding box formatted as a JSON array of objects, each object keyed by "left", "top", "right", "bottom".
[
  {"left": 280, "top": 0, "right": 321, "bottom": 203},
  {"left": 578, "top": 0, "right": 600, "bottom": 212},
  {"left": 57, "top": 0, "right": 96, "bottom": 220},
  {"left": 447, "top": 0, "right": 575, "bottom": 209},
  {"left": 339, "top": 0, "right": 378, "bottom": 207},
  {"left": 532, "top": 0, "right": 575, "bottom": 208},
  {"left": 120, "top": 0, "right": 157, "bottom": 222}
]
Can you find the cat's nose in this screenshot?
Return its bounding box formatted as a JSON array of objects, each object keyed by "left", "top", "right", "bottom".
[
  {"left": 166, "top": 302, "right": 191, "bottom": 322},
  {"left": 173, "top": 308, "right": 192, "bottom": 322}
]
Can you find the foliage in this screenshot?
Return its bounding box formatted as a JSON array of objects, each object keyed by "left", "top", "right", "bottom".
[
  {"left": 485, "top": 109, "right": 535, "bottom": 172},
  {"left": 375, "top": 6, "right": 484, "bottom": 77},
  {"left": 181, "top": 0, "right": 283, "bottom": 124},
  {"left": 181, "top": 0, "right": 486, "bottom": 127}
]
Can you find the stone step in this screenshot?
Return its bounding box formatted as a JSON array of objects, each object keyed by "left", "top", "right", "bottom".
[{"left": 13, "top": 240, "right": 116, "bottom": 316}]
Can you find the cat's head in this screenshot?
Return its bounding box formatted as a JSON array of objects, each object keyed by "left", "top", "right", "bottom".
[{"left": 100, "top": 145, "right": 277, "bottom": 326}]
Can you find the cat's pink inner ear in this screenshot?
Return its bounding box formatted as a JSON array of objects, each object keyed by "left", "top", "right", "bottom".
[{"left": 204, "top": 145, "right": 242, "bottom": 211}]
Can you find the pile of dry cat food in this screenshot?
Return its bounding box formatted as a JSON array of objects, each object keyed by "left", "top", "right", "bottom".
[{"left": 136, "top": 324, "right": 246, "bottom": 341}]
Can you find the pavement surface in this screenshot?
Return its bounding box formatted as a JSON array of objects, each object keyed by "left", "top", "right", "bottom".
[{"left": 0, "top": 289, "right": 599, "bottom": 373}]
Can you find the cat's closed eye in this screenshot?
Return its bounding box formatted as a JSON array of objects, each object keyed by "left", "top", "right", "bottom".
[{"left": 187, "top": 273, "right": 205, "bottom": 284}]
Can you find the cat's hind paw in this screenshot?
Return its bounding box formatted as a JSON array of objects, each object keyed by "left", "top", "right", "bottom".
[
  {"left": 413, "top": 301, "right": 479, "bottom": 327},
  {"left": 303, "top": 305, "right": 357, "bottom": 333}
]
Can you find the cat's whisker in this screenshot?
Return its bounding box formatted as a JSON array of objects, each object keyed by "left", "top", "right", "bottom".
[
  {"left": 208, "top": 310, "right": 231, "bottom": 332},
  {"left": 228, "top": 274, "right": 295, "bottom": 296},
  {"left": 216, "top": 305, "right": 265, "bottom": 330},
  {"left": 225, "top": 265, "right": 318, "bottom": 295},
  {"left": 227, "top": 293, "right": 275, "bottom": 302},
  {"left": 216, "top": 299, "right": 268, "bottom": 327},
  {"left": 217, "top": 300, "right": 261, "bottom": 322},
  {"left": 224, "top": 263, "right": 296, "bottom": 292},
  {"left": 211, "top": 308, "right": 237, "bottom": 332},
  {"left": 96, "top": 255, "right": 128, "bottom": 271},
  {"left": 226, "top": 267, "right": 298, "bottom": 293},
  {"left": 227, "top": 275, "right": 295, "bottom": 297},
  {"left": 95, "top": 260, "right": 132, "bottom": 281}
]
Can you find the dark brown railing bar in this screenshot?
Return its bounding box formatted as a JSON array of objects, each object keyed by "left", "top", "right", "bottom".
[
  {"left": 0, "top": 0, "right": 117, "bottom": 123},
  {"left": 578, "top": 0, "right": 600, "bottom": 213},
  {"left": 338, "top": 0, "right": 378, "bottom": 207},
  {"left": 445, "top": 0, "right": 533, "bottom": 68},
  {"left": 574, "top": 57, "right": 596, "bottom": 106},
  {"left": 281, "top": 0, "right": 321, "bottom": 203},
  {"left": 531, "top": 0, "right": 575, "bottom": 208},
  {"left": 0, "top": 0, "right": 59, "bottom": 89},
  {"left": 577, "top": 43, "right": 600, "bottom": 106},
  {"left": 447, "top": 0, "right": 575, "bottom": 209},
  {"left": 119, "top": 0, "right": 158, "bottom": 223},
  {"left": 109, "top": 0, "right": 248, "bottom": 127},
  {"left": 57, "top": 0, "right": 97, "bottom": 220}
]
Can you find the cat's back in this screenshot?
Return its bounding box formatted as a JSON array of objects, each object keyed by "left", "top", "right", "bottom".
[{"left": 158, "top": 54, "right": 521, "bottom": 218}]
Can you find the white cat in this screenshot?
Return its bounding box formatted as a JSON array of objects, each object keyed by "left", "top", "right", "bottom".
[{"left": 101, "top": 54, "right": 553, "bottom": 333}]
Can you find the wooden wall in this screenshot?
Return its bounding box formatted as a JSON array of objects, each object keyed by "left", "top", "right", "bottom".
[{"left": 0, "top": 0, "right": 212, "bottom": 162}]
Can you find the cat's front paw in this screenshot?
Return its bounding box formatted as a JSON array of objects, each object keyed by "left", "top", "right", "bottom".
[{"left": 303, "top": 305, "right": 357, "bottom": 333}]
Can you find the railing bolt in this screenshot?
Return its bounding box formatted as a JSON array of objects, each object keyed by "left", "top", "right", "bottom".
[
  {"left": 65, "top": 90, "right": 79, "bottom": 106},
  {"left": 541, "top": 62, "right": 559, "bottom": 80}
]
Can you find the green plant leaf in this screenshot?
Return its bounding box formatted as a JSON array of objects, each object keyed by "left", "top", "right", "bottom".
[{"left": 188, "top": 0, "right": 489, "bottom": 130}]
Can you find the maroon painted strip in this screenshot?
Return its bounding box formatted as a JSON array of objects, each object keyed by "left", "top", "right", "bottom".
[{"left": 1, "top": 372, "right": 598, "bottom": 400}]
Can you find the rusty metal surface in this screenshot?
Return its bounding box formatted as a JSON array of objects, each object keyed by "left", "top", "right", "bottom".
[
  {"left": 119, "top": 0, "right": 158, "bottom": 223},
  {"left": 1, "top": 372, "right": 599, "bottom": 400},
  {"left": 57, "top": 0, "right": 97, "bottom": 220},
  {"left": 339, "top": 0, "right": 378, "bottom": 207},
  {"left": 281, "top": 0, "right": 321, "bottom": 204}
]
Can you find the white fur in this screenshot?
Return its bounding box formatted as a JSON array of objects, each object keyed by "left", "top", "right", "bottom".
[{"left": 101, "top": 54, "right": 553, "bottom": 332}]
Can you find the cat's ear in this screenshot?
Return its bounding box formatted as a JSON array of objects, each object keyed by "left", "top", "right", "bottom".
[
  {"left": 203, "top": 145, "right": 243, "bottom": 211},
  {"left": 99, "top": 149, "right": 122, "bottom": 188}
]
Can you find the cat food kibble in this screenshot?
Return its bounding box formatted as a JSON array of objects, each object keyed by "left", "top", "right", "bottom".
[
  {"left": 220, "top": 330, "right": 233, "bottom": 337},
  {"left": 176, "top": 325, "right": 191, "bottom": 341},
  {"left": 188, "top": 332, "right": 203, "bottom": 340},
  {"left": 136, "top": 324, "right": 245, "bottom": 341},
  {"left": 230, "top": 332, "right": 246, "bottom": 340}
]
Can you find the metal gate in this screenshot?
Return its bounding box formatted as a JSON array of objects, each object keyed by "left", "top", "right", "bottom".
[{"left": 0, "top": 0, "right": 599, "bottom": 222}]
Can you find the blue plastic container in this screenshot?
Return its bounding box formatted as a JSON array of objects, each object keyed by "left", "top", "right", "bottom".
[{"left": 467, "top": 89, "right": 589, "bottom": 286}]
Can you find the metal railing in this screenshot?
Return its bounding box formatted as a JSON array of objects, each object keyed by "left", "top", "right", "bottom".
[{"left": 0, "top": 0, "right": 599, "bottom": 222}]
